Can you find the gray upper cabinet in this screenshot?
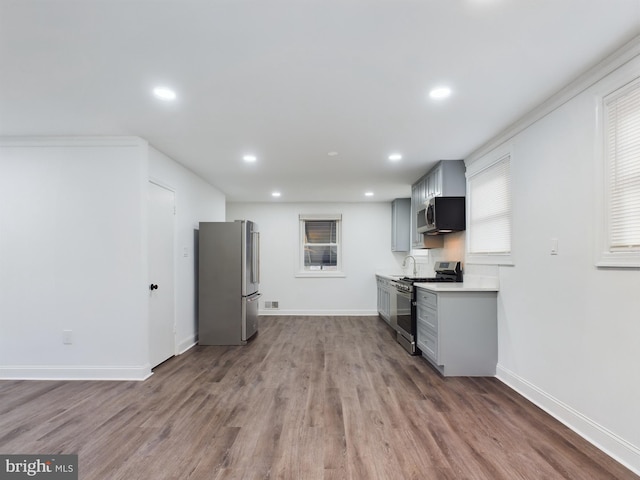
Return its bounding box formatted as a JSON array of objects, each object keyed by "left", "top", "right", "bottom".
[
  {"left": 411, "top": 183, "right": 425, "bottom": 248},
  {"left": 426, "top": 165, "right": 441, "bottom": 198},
  {"left": 391, "top": 198, "right": 411, "bottom": 252},
  {"left": 437, "top": 160, "right": 466, "bottom": 197},
  {"left": 411, "top": 160, "right": 466, "bottom": 249}
]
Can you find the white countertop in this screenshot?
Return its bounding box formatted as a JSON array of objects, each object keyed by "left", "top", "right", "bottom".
[
  {"left": 375, "top": 273, "right": 405, "bottom": 280},
  {"left": 376, "top": 273, "right": 499, "bottom": 292},
  {"left": 415, "top": 281, "right": 499, "bottom": 292}
]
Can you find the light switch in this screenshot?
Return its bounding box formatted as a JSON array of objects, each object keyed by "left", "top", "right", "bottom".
[{"left": 551, "top": 238, "right": 558, "bottom": 255}]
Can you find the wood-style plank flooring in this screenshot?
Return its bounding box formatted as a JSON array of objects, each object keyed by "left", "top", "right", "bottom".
[{"left": 1, "top": 316, "right": 637, "bottom": 479}]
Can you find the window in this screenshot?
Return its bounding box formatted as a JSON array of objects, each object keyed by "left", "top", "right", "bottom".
[
  {"left": 298, "top": 214, "right": 343, "bottom": 276},
  {"left": 597, "top": 77, "right": 640, "bottom": 267},
  {"left": 466, "top": 148, "right": 513, "bottom": 265}
]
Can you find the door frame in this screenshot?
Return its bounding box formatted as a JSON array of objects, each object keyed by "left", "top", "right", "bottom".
[{"left": 148, "top": 179, "right": 177, "bottom": 367}]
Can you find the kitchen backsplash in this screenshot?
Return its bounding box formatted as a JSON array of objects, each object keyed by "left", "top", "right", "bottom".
[
  {"left": 403, "top": 231, "right": 498, "bottom": 287},
  {"left": 406, "top": 231, "right": 465, "bottom": 277}
]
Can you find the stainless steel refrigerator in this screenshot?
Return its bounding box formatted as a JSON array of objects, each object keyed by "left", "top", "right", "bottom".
[{"left": 198, "top": 220, "right": 260, "bottom": 345}]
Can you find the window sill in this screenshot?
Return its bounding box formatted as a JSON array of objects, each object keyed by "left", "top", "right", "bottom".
[
  {"left": 295, "top": 271, "right": 346, "bottom": 278},
  {"left": 596, "top": 251, "right": 640, "bottom": 268}
]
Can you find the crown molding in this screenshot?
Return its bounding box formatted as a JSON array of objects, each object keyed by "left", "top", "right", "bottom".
[{"left": 466, "top": 34, "right": 640, "bottom": 165}]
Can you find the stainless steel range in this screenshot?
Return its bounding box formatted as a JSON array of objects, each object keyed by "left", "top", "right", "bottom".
[{"left": 392, "top": 261, "right": 462, "bottom": 355}]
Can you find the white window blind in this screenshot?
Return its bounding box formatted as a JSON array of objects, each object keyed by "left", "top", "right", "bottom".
[
  {"left": 468, "top": 155, "right": 512, "bottom": 255},
  {"left": 303, "top": 220, "right": 338, "bottom": 269},
  {"left": 298, "top": 213, "right": 343, "bottom": 276},
  {"left": 605, "top": 79, "right": 640, "bottom": 251}
]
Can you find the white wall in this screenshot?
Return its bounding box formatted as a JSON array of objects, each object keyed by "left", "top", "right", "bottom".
[
  {"left": 0, "top": 137, "right": 150, "bottom": 380},
  {"left": 148, "top": 146, "right": 225, "bottom": 352},
  {"left": 466, "top": 51, "right": 640, "bottom": 472},
  {"left": 226, "top": 202, "right": 408, "bottom": 314},
  {"left": 0, "top": 138, "right": 226, "bottom": 380}
]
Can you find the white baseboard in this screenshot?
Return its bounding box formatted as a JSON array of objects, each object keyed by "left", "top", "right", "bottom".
[
  {"left": 177, "top": 337, "right": 197, "bottom": 354},
  {"left": 259, "top": 309, "right": 378, "bottom": 316},
  {"left": 0, "top": 364, "right": 152, "bottom": 381},
  {"left": 497, "top": 364, "right": 640, "bottom": 476}
]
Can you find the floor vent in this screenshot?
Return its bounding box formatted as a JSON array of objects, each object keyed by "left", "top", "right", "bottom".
[{"left": 264, "top": 301, "right": 280, "bottom": 309}]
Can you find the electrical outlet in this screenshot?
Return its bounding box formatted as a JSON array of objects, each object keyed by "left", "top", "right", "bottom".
[
  {"left": 551, "top": 238, "right": 559, "bottom": 255},
  {"left": 63, "top": 330, "right": 73, "bottom": 345}
]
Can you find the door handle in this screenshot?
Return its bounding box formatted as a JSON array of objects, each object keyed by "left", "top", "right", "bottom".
[
  {"left": 149, "top": 284, "right": 159, "bottom": 291},
  {"left": 247, "top": 293, "right": 262, "bottom": 302}
]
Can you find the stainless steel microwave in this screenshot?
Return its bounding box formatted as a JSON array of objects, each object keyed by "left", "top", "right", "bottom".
[
  {"left": 416, "top": 204, "right": 429, "bottom": 233},
  {"left": 417, "top": 196, "right": 466, "bottom": 235}
]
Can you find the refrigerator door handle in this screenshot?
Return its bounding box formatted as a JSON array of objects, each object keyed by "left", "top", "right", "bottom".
[
  {"left": 247, "top": 292, "right": 262, "bottom": 302},
  {"left": 252, "top": 231, "right": 260, "bottom": 284}
]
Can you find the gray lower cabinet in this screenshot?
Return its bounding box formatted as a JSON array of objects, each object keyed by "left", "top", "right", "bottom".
[
  {"left": 416, "top": 287, "right": 497, "bottom": 376},
  {"left": 376, "top": 276, "right": 396, "bottom": 330}
]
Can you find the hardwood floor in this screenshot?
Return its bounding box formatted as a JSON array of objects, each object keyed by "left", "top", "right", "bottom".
[{"left": 1, "top": 316, "right": 637, "bottom": 479}]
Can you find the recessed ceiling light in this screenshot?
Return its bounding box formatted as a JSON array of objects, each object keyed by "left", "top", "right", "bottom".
[
  {"left": 429, "top": 86, "right": 452, "bottom": 99},
  {"left": 365, "top": 192, "right": 374, "bottom": 197},
  {"left": 272, "top": 191, "right": 281, "bottom": 197},
  {"left": 152, "top": 87, "right": 177, "bottom": 101},
  {"left": 243, "top": 155, "right": 257, "bottom": 162},
  {"left": 389, "top": 154, "right": 402, "bottom": 161},
  {"left": 328, "top": 151, "right": 339, "bottom": 157}
]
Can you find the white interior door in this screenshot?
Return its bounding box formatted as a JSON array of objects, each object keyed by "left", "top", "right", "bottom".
[{"left": 148, "top": 181, "right": 175, "bottom": 368}]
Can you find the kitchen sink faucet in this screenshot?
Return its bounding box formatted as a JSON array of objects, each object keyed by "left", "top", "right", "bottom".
[{"left": 402, "top": 255, "right": 417, "bottom": 277}]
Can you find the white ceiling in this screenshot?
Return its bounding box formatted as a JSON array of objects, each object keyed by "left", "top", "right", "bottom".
[{"left": 1, "top": 0, "right": 639, "bottom": 202}]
